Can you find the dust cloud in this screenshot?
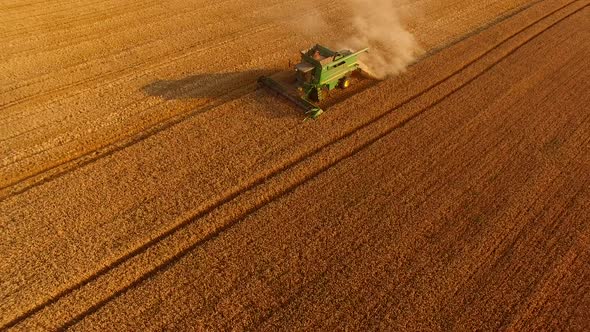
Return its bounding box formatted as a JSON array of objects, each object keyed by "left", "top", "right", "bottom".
[
  {"left": 339, "top": 0, "right": 422, "bottom": 79},
  {"left": 278, "top": 0, "right": 422, "bottom": 79}
]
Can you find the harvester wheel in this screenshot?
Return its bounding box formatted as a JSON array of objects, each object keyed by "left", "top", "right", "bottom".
[{"left": 340, "top": 77, "right": 351, "bottom": 89}]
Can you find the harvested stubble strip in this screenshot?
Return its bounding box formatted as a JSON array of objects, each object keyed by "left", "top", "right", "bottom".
[
  {"left": 0, "top": 0, "right": 537, "bottom": 196},
  {"left": 2, "top": 0, "right": 589, "bottom": 330},
  {"left": 43, "top": 4, "right": 590, "bottom": 331}
]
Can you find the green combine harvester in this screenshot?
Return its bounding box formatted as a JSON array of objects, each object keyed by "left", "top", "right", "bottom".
[{"left": 259, "top": 44, "right": 369, "bottom": 119}]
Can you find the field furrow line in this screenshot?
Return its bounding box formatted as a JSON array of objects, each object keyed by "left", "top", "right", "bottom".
[
  {"left": 1, "top": 0, "right": 580, "bottom": 203},
  {"left": 0, "top": 6, "right": 357, "bottom": 196},
  {"left": 3, "top": 1, "right": 583, "bottom": 329},
  {"left": 232, "top": 9, "right": 590, "bottom": 326}
]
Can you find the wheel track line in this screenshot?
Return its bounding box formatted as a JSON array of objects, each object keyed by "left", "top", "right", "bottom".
[
  {"left": 0, "top": 74, "right": 265, "bottom": 178},
  {"left": 0, "top": 24, "right": 277, "bottom": 143},
  {"left": 0, "top": 3, "right": 345, "bottom": 192},
  {"left": 172, "top": 190, "right": 364, "bottom": 330},
  {"left": 254, "top": 142, "right": 493, "bottom": 329},
  {"left": 1, "top": 1, "right": 582, "bottom": 329},
  {"left": 232, "top": 1, "right": 590, "bottom": 324},
  {"left": 423, "top": 0, "right": 545, "bottom": 58},
  {"left": 8, "top": 0, "right": 588, "bottom": 298},
  {"left": 0, "top": 72, "right": 265, "bottom": 165},
  {"left": 31, "top": 2, "right": 590, "bottom": 329},
  {"left": 1, "top": 20, "right": 338, "bottom": 151},
  {"left": 254, "top": 8, "right": 589, "bottom": 325},
  {"left": 0, "top": 83, "right": 251, "bottom": 191},
  {"left": 2, "top": 6, "right": 584, "bottom": 322},
  {"left": 397, "top": 54, "right": 590, "bottom": 217},
  {"left": 175, "top": 165, "right": 368, "bottom": 325},
  {"left": 248, "top": 154, "right": 426, "bottom": 330},
  {"left": 0, "top": 0, "right": 573, "bottom": 197},
  {"left": 254, "top": 0, "right": 573, "bottom": 219},
  {"left": 7, "top": 63, "right": 270, "bottom": 142},
  {"left": 0, "top": 121, "right": 51, "bottom": 144}
]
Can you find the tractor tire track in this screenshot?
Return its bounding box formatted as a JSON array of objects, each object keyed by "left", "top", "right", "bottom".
[
  {"left": 3, "top": 1, "right": 583, "bottom": 329},
  {"left": 0, "top": 0, "right": 577, "bottom": 202}
]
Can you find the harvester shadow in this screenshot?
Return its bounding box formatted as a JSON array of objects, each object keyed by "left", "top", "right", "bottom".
[
  {"left": 142, "top": 70, "right": 272, "bottom": 100},
  {"left": 141, "top": 69, "right": 302, "bottom": 119}
]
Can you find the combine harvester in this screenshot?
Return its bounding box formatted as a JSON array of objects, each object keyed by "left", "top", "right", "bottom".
[{"left": 259, "top": 44, "right": 369, "bottom": 119}]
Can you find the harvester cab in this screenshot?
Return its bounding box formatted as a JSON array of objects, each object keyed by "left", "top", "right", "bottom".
[
  {"left": 295, "top": 62, "right": 314, "bottom": 85},
  {"left": 258, "top": 44, "right": 369, "bottom": 119}
]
